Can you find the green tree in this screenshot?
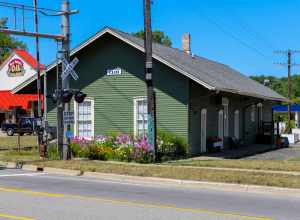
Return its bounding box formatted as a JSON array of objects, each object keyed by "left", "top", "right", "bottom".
[
  {"left": 250, "top": 74, "right": 300, "bottom": 103},
  {"left": 133, "top": 30, "right": 172, "bottom": 47},
  {"left": 0, "top": 18, "right": 27, "bottom": 64}
]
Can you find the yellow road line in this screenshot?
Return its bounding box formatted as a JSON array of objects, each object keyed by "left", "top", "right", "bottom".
[
  {"left": 0, "top": 186, "right": 273, "bottom": 220},
  {"left": 0, "top": 213, "right": 34, "bottom": 220}
]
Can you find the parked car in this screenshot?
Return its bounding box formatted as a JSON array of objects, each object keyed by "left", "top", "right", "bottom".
[{"left": 1, "top": 117, "right": 36, "bottom": 136}]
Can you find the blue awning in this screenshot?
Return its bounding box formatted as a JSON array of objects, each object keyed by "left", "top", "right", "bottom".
[{"left": 273, "top": 104, "right": 300, "bottom": 112}]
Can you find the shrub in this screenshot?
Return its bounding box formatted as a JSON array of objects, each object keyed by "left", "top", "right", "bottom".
[
  {"left": 157, "top": 130, "right": 187, "bottom": 159},
  {"left": 70, "top": 137, "right": 90, "bottom": 158},
  {"left": 47, "top": 144, "right": 60, "bottom": 160},
  {"left": 86, "top": 143, "right": 115, "bottom": 161},
  {"left": 115, "top": 145, "right": 133, "bottom": 162}
]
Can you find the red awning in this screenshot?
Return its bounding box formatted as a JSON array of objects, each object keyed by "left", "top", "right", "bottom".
[{"left": 0, "top": 91, "right": 43, "bottom": 111}]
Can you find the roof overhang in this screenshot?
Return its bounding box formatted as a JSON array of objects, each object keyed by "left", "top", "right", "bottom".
[{"left": 13, "top": 27, "right": 286, "bottom": 103}]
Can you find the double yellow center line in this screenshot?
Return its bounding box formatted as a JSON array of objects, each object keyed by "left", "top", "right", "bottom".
[{"left": 0, "top": 186, "right": 273, "bottom": 220}]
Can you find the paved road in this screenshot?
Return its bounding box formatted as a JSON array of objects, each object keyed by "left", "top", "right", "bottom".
[
  {"left": 246, "top": 144, "right": 300, "bottom": 160},
  {"left": 0, "top": 168, "right": 299, "bottom": 220}
]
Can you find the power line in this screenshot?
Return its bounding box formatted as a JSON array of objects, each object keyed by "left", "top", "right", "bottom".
[
  {"left": 200, "top": 13, "right": 272, "bottom": 60},
  {"left": 0, "top": 1, "right": 63, "bottom": 13},
  {"left": 226, "top": 10, "right": 277, "bottom": 50}
]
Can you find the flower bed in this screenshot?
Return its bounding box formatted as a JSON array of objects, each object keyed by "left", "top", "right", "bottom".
[{"left": 70, "top": 131, "right": 187, "bottom": 163}]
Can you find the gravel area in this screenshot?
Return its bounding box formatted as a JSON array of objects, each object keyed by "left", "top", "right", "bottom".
[{"left": 245, "top": 144, "right": 300, "bottom": 160}]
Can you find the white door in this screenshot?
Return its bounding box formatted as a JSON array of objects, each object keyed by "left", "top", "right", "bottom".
[
  {"left": 218, "top": 110, "right": 224, "bottom": 139},
  {"left": 201, "top": 109, "right": 207, "bottom": 153},
  {"left": 234, "top": 110, "right": 239, "bottom": 139}
]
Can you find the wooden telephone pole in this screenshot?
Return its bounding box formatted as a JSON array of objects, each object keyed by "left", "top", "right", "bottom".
[
  {"left": 275, "top": 49, "right": 300, "bottom": 133},
  {"left": 143, "top": 0, "right": 157, "bottom": 161}
]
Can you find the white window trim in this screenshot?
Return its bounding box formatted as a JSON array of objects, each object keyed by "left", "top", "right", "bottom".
[
  {"left": 74, "top": 98, "right": 95, "bottom": 138},
  {"left": 133, "top": 96, "right": 147, "bottom": 137}
]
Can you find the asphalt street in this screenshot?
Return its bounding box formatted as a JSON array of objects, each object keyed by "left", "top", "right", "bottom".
[{"left": 0, "top": 168, "right": 299, "bottom": 220}]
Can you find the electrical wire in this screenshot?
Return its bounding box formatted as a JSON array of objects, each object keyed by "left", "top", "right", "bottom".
[
  {"left": 199, "top": 12, "right": 273, "bottom": 61},
  {"left": 0, "top": 1, "right": 63, "bottom": 13},
  {"left": 226, "top": 9, "right": 277, "bottom": 50}
]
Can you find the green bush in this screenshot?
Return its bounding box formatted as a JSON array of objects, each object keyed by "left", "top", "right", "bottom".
[
  {"left": 114, "top": 146, "right": 133, "bottom": 162},
  {"left": 70, "top": 142, "right": 88, "bottom": 158},
  {"left": 157, "top": 130, "right": 187, "bottom": 159},
  {"left": 47, "top": 144, "right": 60, "bottom": 160},
  {"left": 86, "top": 143, "right": 115, "bottom": 161}
]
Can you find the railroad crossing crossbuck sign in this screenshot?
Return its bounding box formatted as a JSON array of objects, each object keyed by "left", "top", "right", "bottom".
[{"left": 61, "top": 57, "right": 79, "bottom": 80}]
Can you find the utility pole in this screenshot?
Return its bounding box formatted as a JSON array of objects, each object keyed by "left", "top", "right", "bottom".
[
  {"left": 58, "top": 0, "right": 78, "bottom": 160},
  {"left": 143, "top": 0, "right": 157, "bottom": 161},
  {"left": 62, "top": 0, "right": 71, "bottom": 160},
  {"left": 287, "top": 50, "right": 292, "bottom": 134},
  {"left": 274, "top": 49, "right": 300, "bottom": 133}
]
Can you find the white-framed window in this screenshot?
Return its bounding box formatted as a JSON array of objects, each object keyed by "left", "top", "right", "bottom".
[
  {"left": 133, "top": 97, "right": 148, "bottom": 137},
  {"left": 74, "top": 98, "right": 94, "bottom": 139}
]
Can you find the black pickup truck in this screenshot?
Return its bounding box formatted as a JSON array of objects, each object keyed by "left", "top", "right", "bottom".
[{"left": 1, "top": 117, "right": 36, "bottom": 136}]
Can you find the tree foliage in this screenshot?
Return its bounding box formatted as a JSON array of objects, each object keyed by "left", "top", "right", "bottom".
[
  {"left": 133, "top": 30, "right": 172, "bottom": 47},
  {"left": 251, "top": 75, "right": 300, "bottom": 103},
  {"left": 0, "top": 18, "right": 27, "bottom": 64}
]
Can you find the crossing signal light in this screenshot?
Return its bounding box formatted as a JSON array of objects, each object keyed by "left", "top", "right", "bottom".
[
  {"left": 62, "top": 90, "right": 73, "bottom": 103},
  {"left": 74, "top": 91, "right": 87, "bottom": 104}
]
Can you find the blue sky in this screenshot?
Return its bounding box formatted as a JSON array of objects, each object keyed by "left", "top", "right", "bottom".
[{"left": 1, "top": 0, "right": 300, "bottom": 77}]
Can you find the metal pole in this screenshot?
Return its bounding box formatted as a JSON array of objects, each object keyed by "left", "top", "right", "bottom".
[
  {"left": 143, "top": 0, "right": 157, "bottom": 161},
  {"left": 288, "top": 49, "right": 292, "bottom": 134},
  {"left": 61, "top": 0, "right": 71, "bottom": 160},
  {"left": 56, "top": 44, "right": 64, "bottom": 159},
  {"left": 33, "top": 0, "right": 44, "bottom": 156}
]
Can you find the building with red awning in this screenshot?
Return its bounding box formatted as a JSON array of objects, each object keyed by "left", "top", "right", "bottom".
[{"left": 0, "top": 50, "right": 44, "bottom": 125}]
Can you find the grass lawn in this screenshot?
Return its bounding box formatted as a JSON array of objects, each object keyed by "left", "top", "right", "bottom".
[
  {"left": 0, "top": 136, "right": 38, "bottom": 150},
  {"left": 0, "top": 149, "right": 40, "bottom": 162},
  {"left": 30, "top": 160, "right": 300, "bottom": 189},
  {"left": 165, "top": 159, "right": 300, "bottom": 172}
]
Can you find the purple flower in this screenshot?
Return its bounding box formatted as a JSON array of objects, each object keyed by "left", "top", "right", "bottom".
[
  {"left": 134, "top": 136, "right": 151, "bottom": 152},
  {"left": 95, "top": 135, "right": 107, "bottom": 143},
  {"left": 115, "top": 134, "right": 132, "bottom": 146}
]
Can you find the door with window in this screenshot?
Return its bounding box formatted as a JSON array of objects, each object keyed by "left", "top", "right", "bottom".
[
  {"left": 74, "top": 98, "right": 94, "bottom": 139},
  {"left": 134, "top": 97, "right": 148, "bottom": 137}
]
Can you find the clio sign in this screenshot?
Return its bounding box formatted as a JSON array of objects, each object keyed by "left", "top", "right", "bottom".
[
  {"left": 107, "top": 67, "right": 122, "bottom": 76},
  {"left": 7, "top": 58, "right": 25, "bottom": 77}
]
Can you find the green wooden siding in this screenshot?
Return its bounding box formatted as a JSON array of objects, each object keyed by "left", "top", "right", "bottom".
[{"left": 46, "top": 33, "right": 189, "bottom": 140}]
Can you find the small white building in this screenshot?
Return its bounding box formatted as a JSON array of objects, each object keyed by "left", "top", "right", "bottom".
[{"left": 0, "top": 49, "right": 44, "bottom": 126}]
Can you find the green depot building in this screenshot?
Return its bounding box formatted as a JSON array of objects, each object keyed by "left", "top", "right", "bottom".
[{"left": 16, "top": 27, "right": 287, "bottom": 155}]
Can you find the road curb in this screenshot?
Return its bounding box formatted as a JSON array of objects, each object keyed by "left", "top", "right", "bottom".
[
  {"left": 83, "top": 171, "right": 300, "bottom": 198},
  {"left": 1, "top": 161, "right": 300, "bottom": 198},
  {"left": 42, "top": 167, "right": 82, "bottom": 176},
  {"left": 22, "top": 164, "right": 38, "bottom": 172}
]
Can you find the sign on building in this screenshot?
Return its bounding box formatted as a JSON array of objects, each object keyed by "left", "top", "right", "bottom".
[
  {"left": 63, "top": 111, "right": 74, "bottom": 125},
  {"left": 107, "top": 67, "right": 122, "bottom": 76},
  {"left": 7, "top": 58, "right": 25, "bottom": 77}
]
